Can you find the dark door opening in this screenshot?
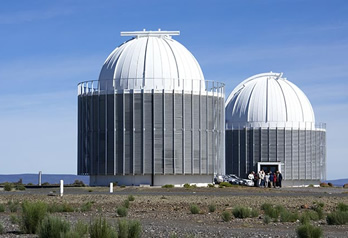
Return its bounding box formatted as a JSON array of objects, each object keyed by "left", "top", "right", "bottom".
[{"left": 260, "top": 165, "right": 279, "bottom": 174}]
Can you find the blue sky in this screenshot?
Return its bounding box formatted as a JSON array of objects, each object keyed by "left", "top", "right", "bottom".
[{"left": 0, "top": 0, "right": 347, "bottom": 179}]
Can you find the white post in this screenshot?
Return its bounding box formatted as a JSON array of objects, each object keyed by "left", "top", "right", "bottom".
[
  {"left": 110, "top": 183, "right": 113, "bottom": 193},
  {"left": 60, "top": 180, "right": 64, "bottom": 197},
  {"left": 38, "top": 171, "right": 42, "bottom": 186}
]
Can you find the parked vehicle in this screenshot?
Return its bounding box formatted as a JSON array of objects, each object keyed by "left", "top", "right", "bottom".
[
  {"left": 227, "top": 174, "right": 254, "bottom": 187},
  {"left": 214, "top": 174, "right": 224, "bottom": 184}
]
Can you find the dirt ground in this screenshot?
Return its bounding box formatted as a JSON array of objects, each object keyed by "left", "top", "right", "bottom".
[{"left": 0, "top": 186, "right": 348, "bottom": 237}]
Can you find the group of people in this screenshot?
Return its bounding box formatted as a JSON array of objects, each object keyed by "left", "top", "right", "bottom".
[{"left": 248, "top": 170, "right": 283, "bottom": 188}]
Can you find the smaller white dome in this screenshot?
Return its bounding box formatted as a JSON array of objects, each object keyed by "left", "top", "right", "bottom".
[
  {"left": 98, "top": 30, "right": 204, "bottom": 91},
  {"left": 225, "top": 72, "right": 315, "bottom": 129}
]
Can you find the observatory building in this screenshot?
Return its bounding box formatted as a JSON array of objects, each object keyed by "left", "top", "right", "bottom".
[
  {"left": 77, "top": 30, "right": 225, "bottom": 186},
  {"left": 225, "top": 72, "right": 326, "bottom": 186}
]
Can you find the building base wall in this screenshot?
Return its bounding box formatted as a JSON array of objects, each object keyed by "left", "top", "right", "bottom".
[
  {"left": 90, "top": 175, "right": 213, "bottom": 186},
  {"left": 282, "top": 180, "right": 321, "bottom": 187}
]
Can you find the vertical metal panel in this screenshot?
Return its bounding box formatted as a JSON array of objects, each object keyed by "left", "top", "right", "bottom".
[
  {"left": 98, "top": 94, "right": 106, "bottom": 175},
  {"left": 133, "top": 93, "right": 143, "bottom": 174},
  {"left": 193, "top": 95, "right": 200, "bottom": 174},
  {"left": 116, "top": 94, "right": 124, "bottom": 174},
  {"left": 261, "top": 129, "right": 268, "bottom": 161},
  {"left": 253, "top": 129, "right": 260, "bottom": 166},
  {"left": 299, "top": 130, "right": 306, "bottom": 179},
  {"left": 284, "top": 129, "right": 292, "bottom": 179},
  {"left": 239, "top": 129, "right": 246, "bottom": 177},
  {"left": 292, "top": 130, "right": 299, "bottom": 179},
  {"left": 269, "top": 129, "right": 277, "bottom": 161},
  {"left": 124, "top": 94, "right": 133, "bottom": 174},
  {"left": 77, "top": 97, "right": 82, "bottom": 174},
  {"left": 201, "top": 94, "right": 207, "bottom": 174},
  {"left": 225, "top": 130, "right": 232, "bottom": 174},
  {"left": 164, "top": 94, "right": 174, "bottom": 174},
  {"left": 174, "top": 93, "right": 183, "bottom": 174},
  {"left": 143, "top": 93, "right": 153, "bottom": 174},
  {"left": 247, "top": 129, "right": 253, "bottom": 174},
  {"left": 184, "top": 94, "right": 192, "bottom": 174},
  {"left": 107, "top": 95, "right": 114, "bottom": 174},
  {"left": 277, "top": 129, "right": 285, "bottom": 162},
  {"left": 154, "top": 93, "right": 164, "bottom": 174},
  {"left": 207, "top": 96, "right": 213, "bottom": 173}
]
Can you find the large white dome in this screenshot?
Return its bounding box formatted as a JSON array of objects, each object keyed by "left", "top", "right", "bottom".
[
  {"left": 225, "top": 72, "right": 315, "bottom": 129},
  {"left": 98, "top": 30, "right": 204, "bottom": 91}
]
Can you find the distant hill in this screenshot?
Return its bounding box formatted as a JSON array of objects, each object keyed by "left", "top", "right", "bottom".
[
  {"left": 0, "top": 174, "right": 89, "bottom": 185},
  {"left": 325, "top": 178, "right": 348, "bottom": 187}
]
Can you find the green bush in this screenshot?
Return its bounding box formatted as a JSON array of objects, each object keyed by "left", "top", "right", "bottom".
[
  {"left": 207, "top": 184, "right": 214, "bottom": 187},
  {"left": 218, "top": 182, "right": 232, "bottom": 188},
  {"left": 10, "top": 214, "right": 19, "bottom": 224},
  {"left": 72, "top": 180, "right": 85, "bottom": 187},
  {"left": 128, "top": 195, "right": 135, "bottom": 202},
  {"left": 280, "top": 210, "right": 299, "bottom": 222},
  {"left": 118, "top": 219, "right": 142, "bottom": 238},
  {"left": 312, "top": 206, "right": 324, "bottom": 220},
  {"left": 190, "top": 204, "right": 200, "bottom": 214},
  {"left": 123, "top": 200, "right": 130, "bottom": 209},
  {"left": 80, "top": 201, "right": 93, "bottom": 212},
  {"left": 326, "top": 211, "right": 348, "bottom": 225},
  {"left": 20, "top": 201, "right": 48, "bottom": 234},
  {"left": 128, "top": 220, "right": 141, "bottom": 238},
  {"left": 296, "top": 223, "right": 323, "bottom": 238},
  {"left": 250, "top": 208, "right": 259, "bottom": 218},
  {"left": 4, "top": 182, "right": 13, "bottom": 191},
  {"left": 221, "top": 211, "right": 232, "bottom": 222},
  {"left": 117, "top": 206, "right": 128, "bottom": 217},
  {"left": 300, "top": 213, "right": 310, "bottom": 225},
  {"left": 15, "top": 184, "right": 26, "bottom": 191},
  {"left": 38, "top": 216, "right": 70, "bottom": 238},
  {"left": 232, "top": 206, "right": 251, "bottom": 219},
  {"left": 48, "top": 202, "right": 74, "bottom": 213},
  {"left": 8, "top": 200, "right": 19, "bottom": 212},
  {"left": 162, "top": 184, "right": 174, "bottom": 188},
  {"left": 263, "top": 215, "right": 271, "bottom": 224},
  {"left": 118, "top": 219, "right": 128, "bottom": 238},
  {"left": 208, "top": 204, "right": 216, "bottom": 213},
  {"left": 275, "top": 205, "right": 286, "bottom": 214},
  {"left": 64, "top": 220, "right": 89, "bottom": 238},
  {"left": 0, "top": 223, "right": 4, "bottom": 234},
  {"left": 261, "top": 203, "right": 273, "bottom": 212},
  {"left": 89, "top": 217, "right": 117, "bottom": 238},
  {"left": 261, "top": 203, "right": 282, "bottom": 219},
  {"left": 337, "top": 203, "right": 348, "bottom": 212},
  {"left": 0, "top": 204, "right": 5, "bottom": 212},
  {"left": 306, "top": 210, "right": 320, "bottom": 221},
  {"left": 183, "top": 183, "right": 191, "bottom": 188}
]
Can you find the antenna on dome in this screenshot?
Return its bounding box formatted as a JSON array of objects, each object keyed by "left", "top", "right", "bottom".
[{"left": 121, "top": 30, "right": 180, "bottom": 37}]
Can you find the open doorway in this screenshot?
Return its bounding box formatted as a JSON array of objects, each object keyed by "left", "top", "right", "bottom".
[{"left": 257, "top": 162, "right": 282, "bottom": 174}]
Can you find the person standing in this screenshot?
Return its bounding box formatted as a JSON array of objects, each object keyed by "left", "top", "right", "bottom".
[
  {"left": 254, "top": 172, "right": 259, "bottom": 187},
  {"left": 273, "top": 172, "right": 277, "bottom": 188},
  {"left": 265, "top": 173, "right": 270, "bottom": 188},
  {"left": 260, "top": 170, "right": 265, "bottom": 187},
  {"left": 277, "top": 171, "right": 283, "bottom": 188},
  {"left": 269, "top": 172, "right": 274, "bottom": 188}
]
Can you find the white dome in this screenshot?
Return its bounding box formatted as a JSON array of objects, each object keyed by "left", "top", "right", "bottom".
[
  {"left": 225, "top": 72, "right": 315, "bottom": 129},
  {"left": 98, "top": 30, "right": 204, "bottom": 91}
]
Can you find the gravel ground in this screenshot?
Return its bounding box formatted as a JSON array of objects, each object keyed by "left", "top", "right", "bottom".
[{"left": 0, "top": 186, "right": 348, "bottom": 237}]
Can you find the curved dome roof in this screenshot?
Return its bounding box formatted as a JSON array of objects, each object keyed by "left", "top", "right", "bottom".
[
  {"left": 98, "top": 30, "right": 204, "bottom": 91},
  {"left": 225, "top": 72, "right": 315, "bottom": 129}
]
